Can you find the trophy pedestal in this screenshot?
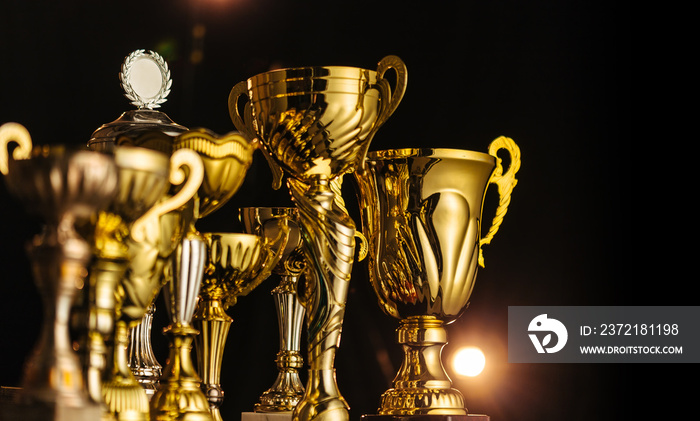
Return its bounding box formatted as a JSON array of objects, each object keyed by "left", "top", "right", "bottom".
[
  {"left": 361, "top": 415, "right": 490, "bottom": 421},
  {"left": 1, "top": 399, "right": 102, "bottom": 421},
  {"left": 242, "top": 411, "right": 293, "bottom": 421}
]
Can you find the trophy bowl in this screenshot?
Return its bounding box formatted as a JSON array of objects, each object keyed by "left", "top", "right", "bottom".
[
  {"left": 229, "top": 55, "right": 407, "bottom": 185},
  {"left": 353, "top": 138, "right": 521, "bottom": 417}
]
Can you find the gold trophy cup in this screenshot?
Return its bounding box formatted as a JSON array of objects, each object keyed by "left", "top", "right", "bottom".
[
  {"left": 98, "top": 145, "right": 204, "bottom": 421},
  {"left": 193, "top": 227, "right": 288, "bottom": 421},
  {"left": 239, "top": 207, "right": 307, "bottom": 414},
  {"left": 229, "top": 55, "right": 408, "bottom": 421},
  {"left": 353, "top": 138, "right": 521, "bottom": 419},
  {"left": 0, "top": 122, "right": 116, "bottom": 421},
  {"left": 149, "top": 128, "right": 257, "bottom": 421}
]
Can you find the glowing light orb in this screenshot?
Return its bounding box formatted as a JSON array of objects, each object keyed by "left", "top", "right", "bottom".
[{"left": 452, "top": 346, "right": 486, "bottom": 377}]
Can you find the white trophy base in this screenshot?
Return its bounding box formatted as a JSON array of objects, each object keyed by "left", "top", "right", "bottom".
[{"left": 242, "top": 411, "right": 293, "bottom": 421}]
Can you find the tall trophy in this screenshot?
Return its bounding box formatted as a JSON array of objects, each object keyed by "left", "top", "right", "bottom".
[
  {"left": 150, "top": 128, "right": 257, "bottom": 421},
  {"left": 353, "top": 138, "right": 521, "bottom": 420},
  {"left": 239, "top": 207, "right": 307, "bottom": 414},
  {"left": 229, "top": 55, "right": 408, "bottom": 421},
  {"left": 192, "top": 226, "right": 288, "bottom": 421},
  {"left": 86, "top": 48, "right": 194, "bottom": 403},
  {"left": 0, "top": 122, "right": 116, "bottom": 421}
]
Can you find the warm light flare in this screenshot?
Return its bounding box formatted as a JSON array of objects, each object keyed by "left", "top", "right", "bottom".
[{"left": 452, "top": 346, "right": 486, "bottom": 377}]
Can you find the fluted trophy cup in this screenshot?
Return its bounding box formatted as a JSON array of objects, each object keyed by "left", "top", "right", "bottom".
[
  {"left": 239, "top": 207, "right": 307, "bottom": 414},
  {"left": 353, "top": 138, "right": 521, "bottom": 420},
  {"left": 0, "top": 122, "right": 116, "bottom": 421},
  {"left": 192, "top": 227, "right": 288, "bottom": 421},
  {"left": 229, "top": 55, "right": 408, "bottom": 421},
  {"left": 150, "top": 128, "right": 257, "bottom": 421}
]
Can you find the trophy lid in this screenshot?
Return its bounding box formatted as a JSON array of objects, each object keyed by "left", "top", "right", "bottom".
[{"left": 88, "top": 49, "right": 187, "bottom": 152}]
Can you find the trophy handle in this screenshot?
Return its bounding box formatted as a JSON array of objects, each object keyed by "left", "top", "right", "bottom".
[
  {"left": 375, "top": 55, "right": 408, "bottom": 129},
  {"left": 131, "top": 148, "right": 204, "bottom": 243},
  {"left": 228, "top": 81, "right": 285, "bottom": 190},
  {"left": 478, "top": 136, "right": 521, "bottom": 267},
  {"left": 0, "top": 122, "right": 33, "bottom": 175}
]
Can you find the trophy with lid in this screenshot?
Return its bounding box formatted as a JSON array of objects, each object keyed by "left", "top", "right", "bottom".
[
  {"left": 76, "top": 49, "right": 205, "bottom": 421},
  {"left": 353, "top": 138, "right": 521, "bottom": 421},
  {"left": 229, "top": 55, "right": 408, "bottom": 421},
  {"left": 86, "top": 49, "right": 190, "bottom": 399},
  {"left": 0, "top": 123, "right": 115, "bottom": 421}
]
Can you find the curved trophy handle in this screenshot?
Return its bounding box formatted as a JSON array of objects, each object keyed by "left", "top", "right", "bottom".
[
  {"left": 228, "top": 81, "right": 285, "bottom": 190},
  {"left": 0, "top": 122, "right": 33, "bottom": 175},
  {"left": 131, "top": 148, "right": 204, "bottom": 243},
  {"left": 478, "top": 136, "right": 521, "bottom": 267},
  {"left": 375, "top": 55, "right": 408, "bottom": 130}
]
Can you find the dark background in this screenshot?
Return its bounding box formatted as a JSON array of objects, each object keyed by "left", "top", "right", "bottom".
[{"left": 2, "top": 1, "right": 684, "bottom": 420}]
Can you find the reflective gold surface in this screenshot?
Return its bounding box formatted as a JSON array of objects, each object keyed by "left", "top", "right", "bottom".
[
  {"left": 229, "top": 55, "right": 407, "bottom": 189},
  {"left": 229, "top": 56, "right": 407, "bottom": 421},
  {"left": 353, "top": 138, "right": 521, "bottom": 415},
  {"left": 151, "top": 128, "right": 256, "bottom": 421},
  {"left": 1, "top": 123, "right": 115, "bottom": 421},
  {"left": 239, "top": 207, "right": 307, "bottom": 413},
  {"left": 100, "top": 147, "right": 204, "bottom": 421},
  {"left": 193, "top": 228, "right": 288, "bottom": 421}
]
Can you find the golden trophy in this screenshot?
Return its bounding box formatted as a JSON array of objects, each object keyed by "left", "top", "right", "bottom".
[
  {"left": 353, "top": 138, "right": 521, "bottom": 420},
  {"left": 150, "top": 128, "right": 257, "bottom": 421},
  {"left": 192, "top": 227, "right": 288, "bottom": 421},
  {"left": 0, "top": 122, "right": 116, "bottom": 421},
  {"left": 97, "top": 144, "right": 204, "bottom": 421},
  {"left": 229, "top": 55, "right": 408, "bottom": 421},
  {"left": 239, "top": 207, "right": 307, "bottom": 414}
]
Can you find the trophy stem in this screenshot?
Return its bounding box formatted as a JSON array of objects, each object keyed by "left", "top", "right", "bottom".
[
  {"left": 128, "top": 302, "right": 162, "bottom": 398},
  {"left": 9, "top": 235, "right": 102, "bottom": 421},
  {"left": 289, "top": 177, "right": 354, "bottom": 421},
  {"left": 193, "top": 298, "right": 233, "bottom": 421},
  {"left": 379, "top": 316, "right": 466, "bottom": 416},
  {"left": 254, "top": 275, "right": 306, "bottom": 412},
  {"left": 150, "top": 234, "right": 213, "bottom": 421},
  {"left": 151, "top": 325, "right": 213, "bottom": 421},
  {"left": 102, "top": 320, "right": 150, "bottom": 421}
]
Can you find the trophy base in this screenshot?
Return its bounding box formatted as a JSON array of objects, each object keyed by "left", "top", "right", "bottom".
[
  {"left": 242, "top": 411, "right": 293, "bottom": 421},
  {"left": 361, "top": 415, "right": 490, "bottom": 421},
  {"left": 0, "top": 399, "right": 103, "bottom": 421}
]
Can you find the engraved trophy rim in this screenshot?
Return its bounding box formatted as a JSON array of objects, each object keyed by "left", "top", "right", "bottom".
[{"left": 368, "top": 147, "right": 496, "bottom": 163}]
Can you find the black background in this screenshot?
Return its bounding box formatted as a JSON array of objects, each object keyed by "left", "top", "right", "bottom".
[{"left": 1, "top": 1, "right": 686, "bottom": 420}]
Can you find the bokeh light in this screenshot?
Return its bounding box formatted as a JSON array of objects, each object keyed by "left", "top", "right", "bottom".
[{"left": 452, "top": 346, "right": 486, "bottom": 377}]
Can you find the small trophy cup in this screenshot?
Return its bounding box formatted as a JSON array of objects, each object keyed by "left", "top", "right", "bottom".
[
  {"left": 150, "top": 128, "right": 257, "bottom": 421},
  {"left": 0, "top": 122, "right": 116, "bottom": 421},
  {"left": 193, "top": 228, "right": 288, "bottom": 421},
  {"left": 239, "top": 207, "right": 307, "bottom": 414},
  {"left": 229, "top": 56, "right": 407, "bottom": 421},
  {"left": 353, "top": 138, "right": 521, "bottom": 420},
  {"left": 99, "top": 145, "right": 204, "bottom": 421}
]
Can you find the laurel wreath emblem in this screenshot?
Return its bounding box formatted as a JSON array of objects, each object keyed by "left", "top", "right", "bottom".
[{"left": 119, "top": 49, "right": 172, "bottom": 109}]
